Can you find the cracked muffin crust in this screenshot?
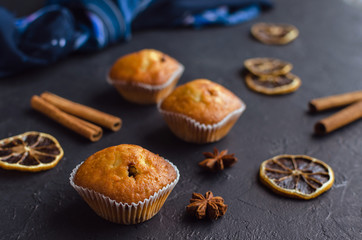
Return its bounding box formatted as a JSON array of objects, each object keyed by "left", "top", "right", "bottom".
[
  {"left": 74, "top": 144, "right": 177, "bottom": 204},
  {"left": 160, "top": 79, "right": 244, "bottom": 125},
  {"left": 108, "top": 49, "right": 184, "bottom": 104},
  {"left": 109, "top": 49, "right": 181, "bottom": 86}
]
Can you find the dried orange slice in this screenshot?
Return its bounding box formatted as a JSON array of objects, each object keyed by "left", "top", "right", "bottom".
[
  {"left": 245, "top": 72, "right": 301, "bottom": 95},
  {"left": 0, "top": 132, "right": 64, "bottom": 172},
  {"left": 259, "top": 155, "right": 334, "bottom": 200},
  {"left": 251, "top": 22, "right": 299, "bottom": 45},
  {"left": 244, "top": 58, "right": 292, "bottom": 77}
]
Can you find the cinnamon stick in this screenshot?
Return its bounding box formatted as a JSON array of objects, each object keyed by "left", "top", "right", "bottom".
[
  {"left": 314, "top": 100, "right": 362, "bottom": 135},
  {"left": 309, "top": 90, "right": 362, "bottom": 112},
  {"left": 40, "top": 92, "right": 122, "bottom": 131},
  {"left": 31, "top": 95, "right": 103, "bottom": 142}
]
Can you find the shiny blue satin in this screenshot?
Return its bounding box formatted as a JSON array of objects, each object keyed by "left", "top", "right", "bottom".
[{"left": 0, "top": 0, "right": 272, "bottom": 77}]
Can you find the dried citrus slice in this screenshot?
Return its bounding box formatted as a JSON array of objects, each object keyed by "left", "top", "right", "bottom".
[
  {"left": 251, "top": 22, "right": 299, "bottom": 45},
  {"left": 244, "top": 58, "right": 292, "bottom": 77},
  {"left": 259, "top": 155, "right": 334, "bottom": 200},
  {"left": 0, "top": 131, "right": 64, "bottom": 172},
  {"left": 245, "top": 73, "right": 301, "bottom": 95}
]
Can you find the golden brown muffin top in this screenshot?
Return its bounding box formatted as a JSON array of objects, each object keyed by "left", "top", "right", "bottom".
[
  {"left": 74, "top": 144, "right": 177, "bottom": 204},
  {"left": 109, "top": 49, "right": 181, "bottom": 86},
  {"left": 160, "top": 79, "right": 244, "bottom": 125}
]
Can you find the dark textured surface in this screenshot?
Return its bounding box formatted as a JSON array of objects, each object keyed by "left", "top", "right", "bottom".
[{"left": 1, "top": 0, "right": 362, "bottom": 239}]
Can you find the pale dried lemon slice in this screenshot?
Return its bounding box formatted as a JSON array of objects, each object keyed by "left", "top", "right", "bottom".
[
  {"left": 259, "top": 155, "right": 334, "bottom": 200},
  {"left": 244, "top": 58, "right": 292, "bottom": 77},
  {"left": 251, "top": 22, "right": 299, "bottom": 45},
  {"left": 245, "top": 73, "right": 301, "bottom": 95},
  {"left": 0, "top": 132, "right": 64, "bottom": 172}
]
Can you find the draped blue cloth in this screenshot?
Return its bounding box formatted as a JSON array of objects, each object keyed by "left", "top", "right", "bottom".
[{"left": 0, "top": 0, "right": 272, "bottom": 78}]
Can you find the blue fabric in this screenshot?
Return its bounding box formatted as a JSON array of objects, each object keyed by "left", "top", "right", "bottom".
[
  {"left": 181, "top": 5, "right": 261, "bottom": 27},
  {"left": 0, "top": 0, "right": 272, "bottom": 78}
]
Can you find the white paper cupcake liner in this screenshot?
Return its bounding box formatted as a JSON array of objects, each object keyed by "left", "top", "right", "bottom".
[
  {"left": 158, "top": 103, "right": 246, "bottom": 143},
  {"left": 107, "top": 64, "right": 184, "bottom": 104},
  {"left": 69, "top": 159, "right": 180, "bottom": 224}
]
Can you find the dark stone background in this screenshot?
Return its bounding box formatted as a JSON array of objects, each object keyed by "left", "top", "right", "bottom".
[{"left": 1, "top": 0, "right": 362, "bottom": 239}]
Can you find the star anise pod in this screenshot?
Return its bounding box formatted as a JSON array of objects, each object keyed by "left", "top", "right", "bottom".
[
  {"left": 186, "top": 191, "right": 228, "bottom": 220},
  {"left": 198, "top": 148, "right": 237, "bottom": 171}
]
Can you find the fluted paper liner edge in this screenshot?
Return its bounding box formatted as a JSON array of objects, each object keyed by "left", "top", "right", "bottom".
[
  {"left": 69, "top": 159, "right": 180, "bottom": 224},
  {"left": 158, "top": 103, "right": 246, "bottom": 143},
  {"left": 107, "top": 64, "right": 184, "bottom": 90},
  {"left": 107, "top": 64, "right": 184, "bottom": 104}
]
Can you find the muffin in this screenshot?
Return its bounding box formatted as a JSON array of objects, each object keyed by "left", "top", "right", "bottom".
[
  {"left": 158, "top": 79, "right": 246, "bottom": 143},
  {"left": 107, "top": 49, "right": 184, "bottom": 104},
  {"left": 70, "top": 144, "right": 180, "bottom": 224}
]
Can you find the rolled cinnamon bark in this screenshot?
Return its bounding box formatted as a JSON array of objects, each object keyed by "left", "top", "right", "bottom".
[
  {"left": 314, "top": 100, "right": 362, "bottom": 135},
  {"left": 40, "top": 92, "right": 122, "bottom": 131},
  {"left": 309, "top": 90, "right": 362, "bottom": 112},
  {"left": 31, "top": 95, "right": 103, "bottom": 142}
]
